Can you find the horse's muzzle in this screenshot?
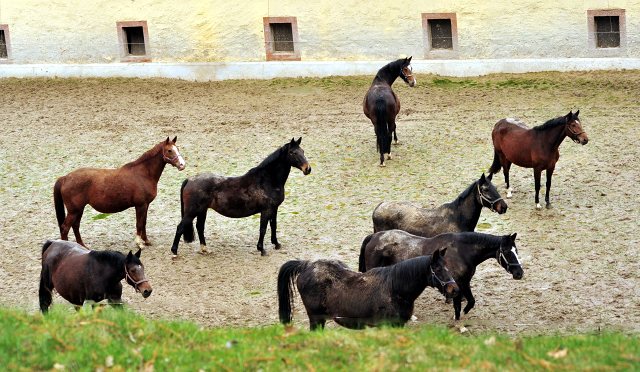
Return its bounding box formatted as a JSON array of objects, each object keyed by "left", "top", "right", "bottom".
[
  {"left": 141, "top": 287, "right": 153, "bottom": 298},
  {"left": 445, "top": 283, "right": 460, "bottom": 300},
  {"left": 301, "top": 164, "right": 311, "bottom": 175},
  {"left": 580, "top": 137, "right": 589, "bottom": 145},
  {"left": 511, "top": 268, "right": 524, "bottom": 280},
  {"left": 496, "top": 201, "right": 508, "bottom": 214}
]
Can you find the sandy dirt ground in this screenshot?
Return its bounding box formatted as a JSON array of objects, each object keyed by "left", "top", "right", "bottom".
[{"left": 0, "top": 71, "right": 638, "bottom": 336}]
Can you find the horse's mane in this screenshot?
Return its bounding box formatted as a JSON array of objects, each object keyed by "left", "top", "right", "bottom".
[
  {"left": 255, "top": 143, "right": 289, "bottom": 170},
  {"left": 123, "top": 142, "right": 162, "bottom": 168},
  {"left": 533, "top": 116, "right": 565, "bottom": 131},
  {"left": 377, "top": 59, "right": 405, "bottom": 78},
  {"left": 373, "top": 255, "right": 432, "bottom": 291},
  {"left": 454, "top": 231, "right": 502, "bottom": 248},
  {"left": 450, "top": 180, "right": 476, "bottom": 206},
  {"left": 88, "top": 250, "right": 126, "bottom": 267}
]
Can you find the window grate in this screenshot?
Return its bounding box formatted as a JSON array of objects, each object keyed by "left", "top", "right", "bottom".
[
  {"left": 124, "top": 26, "right": 146, "bottom": 55},
  {"left": 270, "top": 23, "right": 294, "bottom": 52},
  {"left": 594, "top": 16, "right": 620, "bottom": 48},
  {"left": 429, "top": 19, "right": 453, "bottom": 50}
]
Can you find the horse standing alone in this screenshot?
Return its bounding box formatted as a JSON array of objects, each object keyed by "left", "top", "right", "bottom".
[
  {"left": 488, "top": 111, "right": 588, "bottom": 209},
  {"left": 278, "top": 249, "right": 458, "bottom": 330},
  {"left": 363, "top": 57, "right": 416, "bottom": 166},
  {"left": 171, "top": 138, "right": 311, "bottom": 257},
  {"left": 39, "top": 239, "right": 152, "bottom": 313},
  {"left": 54, "top": 137, "right": 186, "bottom": 248}
]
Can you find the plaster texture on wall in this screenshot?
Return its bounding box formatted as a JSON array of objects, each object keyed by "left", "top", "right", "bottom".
[{"left": 0, "top": 0, "right": 639, "bottom": 64}]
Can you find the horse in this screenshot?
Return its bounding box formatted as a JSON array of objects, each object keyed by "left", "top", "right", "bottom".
[
  {"left": 278, "top": 248, "right": 458, "bottom": 330},
  {"left": 39, "top": 239, "right": 152, "bottom": 313},
  {"left": 359, "top": 230, "right": 523, "bottom": 321},
  {"left": 170, "top": 137, "right": 311, "bottom": 257},
  {"left": 363, "top": 57, "right": 416, "bottom": 166},
  {"left": 54, "top": 137, "right": 186, "bottom": 249},
  {"left": 488, "top": 110, "right": 589, "bottom": 209},
  {"left": 372, "top": 173, "right": 507, "bottom": 237}
]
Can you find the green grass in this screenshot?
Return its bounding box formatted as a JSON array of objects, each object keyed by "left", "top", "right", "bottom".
[{"left": 2, "top": 307, "right": 639, "bottom": 372}]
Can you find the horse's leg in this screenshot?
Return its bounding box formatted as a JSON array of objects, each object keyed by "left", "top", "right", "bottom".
[
  {"left": 70, "top": 209, "right": 87, "bottom": 248},
  {"left": 269, "top": 210, "right": 281, "bottom": 250},
  {"left": 308, "top": 315, "right": 326, "bottom": 331},
  {"left": 134, "top": 204, "right": 149, "bottom": 248},
  {"left": 500, "top": 156, "right": 513, "bottom": 198},
  {"left": 257, "top": 212, "right": 269, "bottom": 256},
  {"left": 452, "top": 292, "right": 463, "bottom": 321},
  {"left": 461, "top": 286, "right": 476, "bottom": 316},
  {"left": 195, "top": 212, "right": 210, "bottom": 253},
  {"left": 106, "top": 283, "right": 124, "bottom": 309},
  {"left": 545, "top": 167, "right": 555, "bottom": 209},
  {"left": 533, "top": 167, "right": 543, "bottom": 209},
  {"left": 39, "top": 271, "right": 53, "bottom": 314}
]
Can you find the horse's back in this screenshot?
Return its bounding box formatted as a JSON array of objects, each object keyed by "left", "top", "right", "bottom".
[
  {"left": 373, "top": 200, "right": 452, "bottom": 236},
  {"left": 492, "top": 118, "right": 533, "bottom": 146}
]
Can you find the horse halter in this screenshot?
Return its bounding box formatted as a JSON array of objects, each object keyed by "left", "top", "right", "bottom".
[
  {"left": 125, "top": 266, "right": 149, "bottom": 293},
  {"left": 566, "top": 121, "right": 585, "bottom": 143},
  {"left": 163, "top": 148, "right": 182, "bottom": 164},
  {"left": 400, "top": 65, "right": 413, "bottom": 83},
  {"left": 497, "top": 249, "right": 522, "bottom": 273},
  {"left": 430, "top": 266, "right": 456, "bottom": 291},
  {"left": 477, "top": 182, "right": 504, "bottom": 213}
]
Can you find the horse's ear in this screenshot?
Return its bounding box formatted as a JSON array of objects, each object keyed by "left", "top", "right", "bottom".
[
  {"left": 439, "top": 247, "right": 447, "bottom": 257},
  {"left": 165, "top": 137, "right": 170, "bottom": 144},
  {"left": 566, "top": 111, "right": 573, "bottom": 121},
  {"left": 575, "top": 110, "right": 579, "bottom": 117},
  {"left": 511, "top": 233, "right": 518, "bottom": 241},
  {"left": 296, "top": 137, "right": 302, "bottom": 145},
  {"left": 135, "top": 248, "right": 141, "bottom": 258},
  {"left": 172, "top": 136, "right": 177, "bottom": 143},
  {"left": 126, "top": 250, "right": 133, "bottom": 260},
  {"left": 407, "top": 56, "right": 412, "bottom": 63},
  {"left": 480, "top": 173, "right": 487, "bottom": 183},
  {"left": 486, "top": 172, "right": 493, "bottom": 182}
]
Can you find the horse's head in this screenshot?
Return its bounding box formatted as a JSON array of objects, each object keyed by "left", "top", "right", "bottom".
[
  {"left": 478, "top": 173, "right": 508, "bottom": 214},
  {"left": 163, "top": 136, "right": 186, "bottom": 171},
  {"left": 430, "top": 248, "right": 459, "bottom": 300},
  {"left": 288, "top": 137, "right": 311, "bottom": 175},
  {"left": 564, "top": 110, "right": 588, "bottom": 145},
  {"left": 125, "top": 249, "right": 153, "bottom": 298},
  {"left": 497, "top": 233, "right": 524, "bottom": 280},
  {"left": 399, "top": 56, "right": 416, "bottom": 87}
]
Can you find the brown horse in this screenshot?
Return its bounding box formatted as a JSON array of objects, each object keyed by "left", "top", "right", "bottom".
[
  {"left": 39, "top": 239, "right": 152, "bottom": 313},
  {"left": 54, "top": 137, "right": 186, "bottom": 248},
  {"left": 363, "top": 57, "right": 416, "bottom": 166},
  {"left": 488, "top": 111, "right": 588, "bottom": 209}
]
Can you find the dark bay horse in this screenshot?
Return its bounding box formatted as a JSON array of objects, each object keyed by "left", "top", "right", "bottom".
[
  {"left": 359, "top": 230, "right": 523, "bottom": 320},
  {"left": 278, "top": 249, "right": 458, "bottom": 330},
  {"left": 372, "top": 173, "right": 507, "bottom": 237},
  {"left": 363, "top": 57, "right": 416, "bottom": 166},
  {"left": 488, "top": 111, "right": 588, "bottom": 209},
  {"left": 171, "top": 138, "right": 311, "bottom": 257},
  {"left": 54, "top": 137, "right": 186, "bottom": 249},
  {"left": 39, "top": 239, "right": 152, "bottom": 313}
]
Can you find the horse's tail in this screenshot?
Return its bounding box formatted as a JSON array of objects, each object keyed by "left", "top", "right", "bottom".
[
  {"left": 53, "top": 177, "right": 66, "bottom": 228},
  {"left": 488, "top": 149, "right": 502, "bottom": 175},
  {"left": 39, "top": 240, "right": 56, "bottom": 313},
  {"left": 358, "top": 234, "right": 374, "bottom": 272},
  {"left": 180, "top": 179, "right": 195, "bottom": 243},
  {"left": 374, "top": 98, "right": 391, "bottom": 157},
  {"left": 277, "top": 260, "right": 308, "bottom": 325}
]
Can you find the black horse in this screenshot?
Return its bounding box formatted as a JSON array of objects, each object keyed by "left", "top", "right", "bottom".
[
  {"left": 171, "top": 138, "right": 311, "bottom": 257},
  {"left": 278, "top": 249, "right": 458, "bottom": 330},
  {"left": 363, "top": 57, "right": 416, "bottom": 166},
  {"left": 372, "top": 173, "right": 507, "bottom": 237},
  {"left": 359, "top": 230, "right": 523, "bottom": 320},
  {"left": 39, "top": 239, "right": 152, "bottom": 313}
]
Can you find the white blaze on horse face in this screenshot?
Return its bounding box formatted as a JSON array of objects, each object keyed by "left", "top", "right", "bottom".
[
  {"left": 511, "top": 247, "right": 521, "bottom": 264},
  {"left": 173, "top": 145, "right": 186, "bottom": 170}
]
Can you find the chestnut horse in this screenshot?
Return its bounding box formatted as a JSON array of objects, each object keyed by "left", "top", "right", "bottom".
[
  {"left": 54, "top": 137, "right": 186, "bottom": 248},
  {"left": 278, "top": 249, "right": 458, "bottom": 330},
  {"left": 171, "top": 138, "right": 311, "bottom": 257},
  {"left": 363, "top": 57, "right": 416, "bottom": 166},
  {"left": 488, "top": 111, "right": 588, "bottom": 209},
  {"left": 39, "top": 239, "right": 152, "bottom": 313}
]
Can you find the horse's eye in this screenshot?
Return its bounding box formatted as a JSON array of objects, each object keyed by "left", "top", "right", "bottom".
[{"left": 131, "top": 268, "right": 136, "bottom": 273}]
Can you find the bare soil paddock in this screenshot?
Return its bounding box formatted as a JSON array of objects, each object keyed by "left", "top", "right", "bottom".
[{"left": 0, "top": 71, "right": 638, "bottom": 336}]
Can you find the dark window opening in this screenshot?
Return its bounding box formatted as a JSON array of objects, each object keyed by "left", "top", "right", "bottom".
[
  {"left": 595, "top": 16, "right": 620, "bottom": 48},
  {"left": 270, "top": 23, "right": 294, "bottom": 52},
  {"left": 124, "top": 26, "right": 146, "bottom": 55},
  {"left": 429, "top": 19, "right": 453, "bottom": 49},
  {"left": 0, "top": 30, "right": 7, "bottom": 59}
]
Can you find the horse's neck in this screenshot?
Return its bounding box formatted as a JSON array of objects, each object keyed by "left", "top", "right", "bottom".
[
  {"left": 88, "top": 254, "right": 126, "bottom": 283},
  {"left": 374, "top": 65, "right": 399, "bottom": 86},
  {"left": 539, "top": 123, "right": 567, "bottom": 151},
  {"left": 261, "top": 157, "right": 291, "bottom": 185},
  {"left": 124, "top": 145, "right": 166, "bottom": 181},
  {"left": 468, "top": 238, "right": 500, "bottom": 265},
  {"left": 388, "top": 258, "right": 432, "bottom": 300},
  {"left": 449, "top": 184, "right": 482, "bottom": 230}
]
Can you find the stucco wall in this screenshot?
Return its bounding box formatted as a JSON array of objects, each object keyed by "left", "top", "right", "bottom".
[{"left": 0, "top": 0, "right": 638, "bottom": 63}]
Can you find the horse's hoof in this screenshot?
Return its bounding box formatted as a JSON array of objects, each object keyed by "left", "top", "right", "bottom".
[
  {"left": 260, "top": 250, "right": 267, "bottom": 256},
  {"left": 379, "top": 163, "right": 386, "bottom": 167},
  {"left": 171, "top": 254, "right": 179, "bottom": 261},
  {"left": 144, "top": 241, "right": 152, "bottom": 246},
  {"left": 506, "top": 191, "right": 512, "bottom": 198},
  {"left": 200, "top": 245, "right": 210, "bottom": 254},
  {"left": 274, "top": 244, "right": 282, "bottom": 250},
  {"left": 536, "top": 204, "right": 542, "bottom": 210},
  {"left": 546, "top": 204, "right": 553, "bottom": 209},
  {"left": 386, "top": 154, "right": 392, "bottom": 160}
]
